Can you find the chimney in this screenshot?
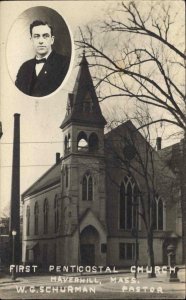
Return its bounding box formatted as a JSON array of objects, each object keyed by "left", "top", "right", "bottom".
[
  {"left": 56, "top": 152, "right": 61, "bottom": 164},
  {"left": 156, "top": 137, "right": 162, "bottom": 150},
  {"left": 0, "top": 122, "right": 3, "bottom": 139},
  {"left": 10, "top": 113, "right": 21, "bottom": 263}
]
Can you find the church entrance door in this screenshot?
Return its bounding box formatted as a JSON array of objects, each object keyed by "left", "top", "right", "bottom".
[
  {"left": 80, "top": 225, "right": 99, "bottom": 266},
  {"left": 81, "top": 244, "right": 95, "bottom": 266}
]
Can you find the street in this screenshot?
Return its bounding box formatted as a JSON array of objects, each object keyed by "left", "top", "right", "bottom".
[{"left": 0, "top": 269, "right": 185, "bottom": 299}]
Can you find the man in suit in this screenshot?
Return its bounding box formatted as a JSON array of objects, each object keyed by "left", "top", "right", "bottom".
[{"left": 15, "top": 20, "right": 70, "bottom": 97}]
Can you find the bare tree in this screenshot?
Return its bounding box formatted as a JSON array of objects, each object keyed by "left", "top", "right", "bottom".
[
  {"left": 105, "top": 106, "right": 175, "bottom": 277},
  {"left": 76, "top": 1, "right": 186, "bottom": 132}
]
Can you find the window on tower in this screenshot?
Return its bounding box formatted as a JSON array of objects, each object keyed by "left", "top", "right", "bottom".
[
  {"left": 82, "top": 173, "right": 93, "bottom": 201},
  {"left": 65, "top": 166, "right": 69, "bottom": 188},
  {"left": 89, "top": 133, "right": 99, "bottom": 152},
  {"left": 64, "top": 134, "right": 71, "bottom": 154},
  {"left": 83, "top": 92, "right": 93, "bottom": 112},
  {"left": 64, "top": 136, "right": 68, "bottom": 154},
  {"left": 77, "top": 131, "right": 88, "bottom": 151}
]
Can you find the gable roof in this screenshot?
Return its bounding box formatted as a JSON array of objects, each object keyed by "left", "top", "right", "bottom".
[{"left": 22, "top": 160, "right": 61, "bottom": 199}]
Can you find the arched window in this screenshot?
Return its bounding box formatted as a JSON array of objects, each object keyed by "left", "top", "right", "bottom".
[
  {"left": 120, "top": 183, "right": 125, "bottom": 229},
  {"left": 77, "top": 132, "right": 88, "bottom": 151},
  {"left": 82, "top": 173, "right": 93, "bottom": 201},
  {"left": 54, "top": 196, "right": 60, "bottom": 233},
  {"left": 83, "top": 92, "right": 93, "bottom": 112},
  {"left": 153, "top": 195, "right": 164, "bottom": 230},
  {"left": 89, "top": 133, "right": 99, "bottom": 152},
  {"left": 65, "top": 166, "right": 69, "bottom": 188},
  {"left": 64, "top": 136, "right": 68, "bottom": 154},
  {"left": 43, "top": 199, "right": 48, "bottom": 234},
  {"left": 34, "top": 202, "right": 39, "bottom": 235},
  {"left": 67, "top": 133, "right": 71, "bottom": 151},
  {"left": 26, "top": 205, "right": 30, "bottom": 236},
  {"left": 119, "top": 176, "right": 138, "bottom": 230}
]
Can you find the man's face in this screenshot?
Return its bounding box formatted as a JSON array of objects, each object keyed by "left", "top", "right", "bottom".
[{"left": 31, "top": 25, "right": 54, "bottom": 58}]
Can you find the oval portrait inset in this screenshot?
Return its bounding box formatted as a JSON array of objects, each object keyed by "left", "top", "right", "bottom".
[{"left": 7, "top": 6, "right": 72, "bottom": 98}]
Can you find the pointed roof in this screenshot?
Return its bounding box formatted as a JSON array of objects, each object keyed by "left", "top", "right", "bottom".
[{"left": 60, "top": 53, "right": 106, "bottom": 129}]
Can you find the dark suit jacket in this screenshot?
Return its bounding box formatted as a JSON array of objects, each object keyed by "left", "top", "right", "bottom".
[{"left": 15, "top": 51, "right": 70, "bottom": 97}]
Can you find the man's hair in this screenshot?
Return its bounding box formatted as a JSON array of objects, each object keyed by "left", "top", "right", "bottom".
[{"left": 30, "top": 20, "right": 54, "bottom": 36}]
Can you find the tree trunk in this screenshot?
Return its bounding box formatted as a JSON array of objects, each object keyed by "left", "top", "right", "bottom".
[{"left": 147, "top": 231, "right": 156, "bottom": 278}]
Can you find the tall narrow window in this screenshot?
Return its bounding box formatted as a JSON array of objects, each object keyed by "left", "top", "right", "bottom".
[
  {"left": 34, "top": 202, "right": 39, "bottom": 235},
  {"left": 65, "top": 166, "right": 69, "bottom": 188},
  {"left": 82, "top": 173, "right": 93, "bottom": 201},
  {"left": 158, "top": 198, "right": 163, "bottom": 230},
  {"left": 89, "top": 133, "right": 99, "bottom": 152},
  {"left": 119, "top": 176, "right": 139, "bottom": 230},
  {"left": 67, "top": 133, "right": 71, "bottom": 151},
  {"left": 54, "top": 196, "right": 60, "bottom": 233},
  {"left": 119, "top": 243, "right": 137, "bottom": 260},
  {"left": 26, "top": 205, "right": 30, "bottom": 236},
  {"left": 153, "top": 195, "right": 164, "bottom": 230},
  {"left": 43, "top": 199, "right": 48, "bottom": 234},
  {"left": 64, "top": 136, "right": 68, "bottom": 154},
  {"left": 43, "top": 244, "right": 48, "bottom": 264},
  {"left": 119, "top": 183, "right": 125, "bottom": 229}
]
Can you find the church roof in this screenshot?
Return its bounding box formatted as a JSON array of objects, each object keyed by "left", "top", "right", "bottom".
[
  {"left": 60, "top": 53, "right": 106, "bottom": 129},
  {"left": 22, "top": 159, "right": 61, "bottom": 198}
]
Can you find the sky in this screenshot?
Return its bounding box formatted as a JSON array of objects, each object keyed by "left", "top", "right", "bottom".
[{"left": 0, "top": 0, "right": 185, "bottom": 217}]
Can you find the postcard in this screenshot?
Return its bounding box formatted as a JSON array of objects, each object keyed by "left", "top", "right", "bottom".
[{"left": 0, "top": 0, "right": 185, "bottom": 299}]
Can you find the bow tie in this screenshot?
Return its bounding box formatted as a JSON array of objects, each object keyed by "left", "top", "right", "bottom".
[{"left": 35, "top": 58, "right": 47, "bottom": 64}]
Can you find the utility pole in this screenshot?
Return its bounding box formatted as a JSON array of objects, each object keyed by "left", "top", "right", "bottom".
[{"left": 9, "top": 114, "right": 21, "bottom": 264}]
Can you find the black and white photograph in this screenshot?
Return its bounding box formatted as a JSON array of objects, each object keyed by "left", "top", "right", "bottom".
[{"left": 0, "top": 0, "right": 185, "bottom": 299}]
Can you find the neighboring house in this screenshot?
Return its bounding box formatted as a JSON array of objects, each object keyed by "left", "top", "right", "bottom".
[{"left": 21, "top": 54, "right": 184, "bottom": 268}]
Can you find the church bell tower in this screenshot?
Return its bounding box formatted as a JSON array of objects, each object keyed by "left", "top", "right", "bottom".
[{"left": 60, "top": 53, "right": 107, "bottom": 266}]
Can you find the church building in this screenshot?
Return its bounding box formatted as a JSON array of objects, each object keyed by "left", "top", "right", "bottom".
[{"left": 21, "top": 54, "right": 184, "bottom": 268}]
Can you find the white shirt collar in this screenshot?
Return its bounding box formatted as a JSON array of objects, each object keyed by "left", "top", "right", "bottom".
[{"left": 36, "top": 49, "right": 52, "bottom": 61}]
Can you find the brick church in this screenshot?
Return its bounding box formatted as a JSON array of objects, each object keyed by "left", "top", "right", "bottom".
[{"left": 21, "top": 54, "right": 184, "bottom": 268}]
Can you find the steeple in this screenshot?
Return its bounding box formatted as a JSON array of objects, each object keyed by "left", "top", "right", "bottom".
[{"left": 60, "top": 52, "right": 106, "bottom": 129}]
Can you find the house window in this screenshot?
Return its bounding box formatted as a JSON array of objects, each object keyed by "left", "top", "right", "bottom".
[
  {"left": 43, "top": 199, "right": 48, "bottom": 234},
  {"left": 82, "top": 173, "right": 93, "bottom": 201},
  {"left": 119, "top": 176, "right": 138, "bottom": 230},
  {"left": 34, "top": 202, "right": 39, "bottom": 235},
  {"left": 26, "top": 205, "right": 30, "bottom": 236},
  {"left": 153, "top": 195, "right": 164, "bottom": 230},
  {"left": 54, "top": 196, "right": 60, "bottom": 233},
  {"left": 119, "top": 243, "right": 137, "bottom": 260}
]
